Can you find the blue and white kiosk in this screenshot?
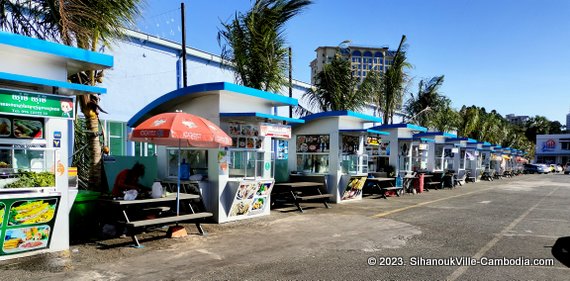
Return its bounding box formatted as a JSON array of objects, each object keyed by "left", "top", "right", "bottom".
[
  {"left": 412, "top": 132, "right": 458, "bottom": 173},
  {"left": 289, "top": 111, "right": 387, "bottom": 203},
  {"left": 127, "top": 82, "right": 304, "bottom": 223},
  {"left": 0, "top": 32, "right": 112, "bottom": 260},
  {"left": 368, "top": 123, "right": 428, "bottom": 176}
]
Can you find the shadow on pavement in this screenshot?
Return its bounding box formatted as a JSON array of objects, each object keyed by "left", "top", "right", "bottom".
[{"left": 551, "top": 236, "right": 570, "bottom": 267}]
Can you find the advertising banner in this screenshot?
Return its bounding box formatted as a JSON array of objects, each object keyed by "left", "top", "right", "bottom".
[
  {"left": 0, "top": 88, "right": 74, "bottom": 119},
  {"left": 228, "top": 180, "right": 274, "bottom": 217},
  {"left": 0, "top": 196, "right": 60, "bottom": 256},
  {"left": 341, "top": 176, "right": 367, "bottom": 201}
]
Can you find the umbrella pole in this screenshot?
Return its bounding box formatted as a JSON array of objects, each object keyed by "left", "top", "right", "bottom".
[{"left": 177, "top": 139, "right": 181, "bottom": 216}]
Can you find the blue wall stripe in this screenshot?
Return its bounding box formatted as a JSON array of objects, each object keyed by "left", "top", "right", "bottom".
[{"left": 0, "top": 72, "right": 107, "bottom": 94}]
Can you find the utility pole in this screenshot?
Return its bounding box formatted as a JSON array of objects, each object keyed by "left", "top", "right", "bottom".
[
  {"left": 181, "top": 2, "right": 188, "bottom": 87},
  {"left": 288, "top": 47, "right": 293, "bottom": 118}
]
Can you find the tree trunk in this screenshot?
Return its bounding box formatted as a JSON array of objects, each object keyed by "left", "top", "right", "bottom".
[{"left": 85, "top": 105, "right": 102, "bottom": 190}]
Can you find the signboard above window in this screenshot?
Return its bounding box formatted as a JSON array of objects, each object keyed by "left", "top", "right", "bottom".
[
  {"left": 259, "top": 123, "right": 291, "bottom": 139},
  {"left": 0, "top": 88, "right": 74, "bottom": 119}
]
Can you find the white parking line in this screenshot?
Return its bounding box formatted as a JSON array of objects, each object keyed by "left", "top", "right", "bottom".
[{"left": 447, "top": 186, "right": 560, "bottom": 281}]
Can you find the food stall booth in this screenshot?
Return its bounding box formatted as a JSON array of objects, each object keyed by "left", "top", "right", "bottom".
[
  {"left": 288, "top": 111, "right": 385, "bottom": 203},
  {"left": 466, "top": 141, "right": 485, "bottom": 181},
  {"left": 0, "top": 32, "right": 112, "bottom": 260},
  {"left": 127, "top": 82, "right": 304, "bottom": 223},
  {"left": 445, "top": 137, "right": 478, "bottom": 182},
  {"left": 490, "top": 145, "right": 504, "bottom": 175},
  {"left": 412, "top": 132, "right": 458, "bottom": 173},
  {"left": 368, "top": 124, "right": 428, "bottom": 176}
]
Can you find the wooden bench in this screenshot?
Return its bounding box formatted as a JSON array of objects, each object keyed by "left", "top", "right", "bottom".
[
  {"left": 104, "top": 194, "right": 210, "bottom": 247},
  {"left": 126, "top": 212, "right": 213, "bottom": 228},
  {"left": 274, "top": 175, "right": 332, "bottom": 212}
]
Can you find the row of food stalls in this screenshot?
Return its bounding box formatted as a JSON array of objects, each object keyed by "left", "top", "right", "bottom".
[
  {"left": 0, "top": 31, "right": 531, "bottom": 261},
  {"left": 0, "top": 32, "right": 113, "bottom": 260},
  {"left": 126, "top": 81, "right": 531, "bottom": 224}
]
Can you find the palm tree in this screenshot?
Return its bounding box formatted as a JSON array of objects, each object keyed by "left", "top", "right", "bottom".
[
  {"left": 381, "top": 35, "right": 411, "bottom": 124},
  {"left": 457, "top": 105, "right": 480, "bottom": 137},
  {"left": 218, "top": 0, "right": 312, "bottom": 93},
  {"left": 404, "top": 75, "right": 445, "bottom": 128},
  {"left": 432, "top": 97, "right": 460, "bottom": 132},
  {"left": 297, "top": 53, "right": 374, "bottom": 115},
  {"left": 1, "top": 0, "right": 143, "bottom": 190}
]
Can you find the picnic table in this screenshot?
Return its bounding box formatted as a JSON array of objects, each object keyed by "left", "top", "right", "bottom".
[
  {"left": 365, "top": 177, "right": 401, "bottom": 199},
  {"left": 272, "top": 182, "right": 333, "bottom": 213},
  {"left": 423, "top": 173, "right": 443, "bottom": 190},
  {"left": 102, "top": 193, "right": 212, "bottom": 247}
]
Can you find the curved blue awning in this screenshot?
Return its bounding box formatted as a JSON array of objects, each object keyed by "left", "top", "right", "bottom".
[{"left": 128, "top": 82, "right": 299, "bottom": 127}]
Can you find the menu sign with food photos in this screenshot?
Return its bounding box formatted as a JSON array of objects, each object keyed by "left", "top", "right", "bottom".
[
  {"left": 0, "top": 196, "right": 60, "bottom": 256},
  {"left": 228, "top": 180, "right": 274, "bottom": 217},
  {"left": 0, "top": 116, "right": 44, "bottom": 139},
  {"left": 296, "top": 135, "right": 330, "bottom": 153},
  {"left": 0, "top": 88, "right": 74, "bottom": 119},
  {"left": 227, "top": 123, "right": 263, "bottom": 150}
]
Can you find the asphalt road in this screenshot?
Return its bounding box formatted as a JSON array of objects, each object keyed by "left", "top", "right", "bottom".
[{"left": 2, "top": 174, "right": 570, "bottom": 280}]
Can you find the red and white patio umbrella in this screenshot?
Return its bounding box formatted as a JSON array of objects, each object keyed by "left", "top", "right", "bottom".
[{"left": 130, "top": 111, "right": 232, "bottom": 214}]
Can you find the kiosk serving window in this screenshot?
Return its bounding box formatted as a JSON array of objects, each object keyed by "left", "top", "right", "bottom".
[
  {"left": 435, "top": 144, "right": 445, "bottom": 171},
  {"left": 296, "top": 135, "right": 330, "bottom": 174},
  {"left": 167, "top": 148, "right": 208, "bottom": 178},
  {"left": 0, "top": 146, "right": 56, "bottom": 189},
  {"left": 224, "top": 122, "right": 269, "bottom": 178}
]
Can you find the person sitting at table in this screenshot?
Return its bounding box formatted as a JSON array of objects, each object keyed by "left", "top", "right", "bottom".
[{"left": 112, "top": 162, "right": 149, "bottom": 197}]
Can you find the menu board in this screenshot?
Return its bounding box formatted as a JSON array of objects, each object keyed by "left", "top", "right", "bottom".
[
  {"left": 296, "top": 135, "right": 330, "bottom": 153},
  {"left": 228, "top": 180, "right": 274, "bottom": 217},
  {"left": 342, "top": 135, "right": 359, "bottom": 154},
  {"left": 228, "top": 123, "right": 263, "bottom": 149},
  {"left": 341, "top": 176, "right": 367, "bottom": 201},
  {"left": 0, "top": 116, "right": 44, "bottom": 139},
  {"left": 0, "top": 196, "right": 59, "bottom": 256}
]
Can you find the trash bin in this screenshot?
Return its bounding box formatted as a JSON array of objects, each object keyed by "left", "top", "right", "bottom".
[
  {"left": 69, "top": 190, "right": 101, "bottom": 242},
  {"left": 414, "top": 173, "right": 424, "bottom": 193}
]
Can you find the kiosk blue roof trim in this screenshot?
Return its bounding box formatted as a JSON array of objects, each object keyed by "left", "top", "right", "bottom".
[
  {"left": 414, "top": 132, "right": 457, "bottom": 138},
  {"left": 127, "top": 82, "right": 298, "bottom": 127},
  {"left": 301, "top": 110, "right": 383, "bottom": 123},
  {"left": 403, "top": 137, "right": 435, "bottom": 142},
  {"left": 219, "top": 112, "right": 305, "bottom": 124},
  {"left": 449, "top": 137, "right": 478, "bottom": 143},
  {"left": 339, "top": 129, "right": 390, "bottom": 135},
  {"left": 0, "top": 71, "right": 107, "bottom": 95},
  {"left": 0, "top": 31, "right": 113, "bottom": 70},
  {"left": 370, "top": 123, "right": 427, "bottom": 132}
]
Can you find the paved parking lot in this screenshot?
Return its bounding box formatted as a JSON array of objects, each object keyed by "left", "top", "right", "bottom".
[{"left": 2, "top": 174, "right": 569, "bottom": 280}]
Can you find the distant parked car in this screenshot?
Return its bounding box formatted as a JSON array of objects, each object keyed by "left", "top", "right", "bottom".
[
  {"left": 524, "top": 164, "right": 548, "bottom": 174},
  {"left": 565, "top": 163, "right": 570, "bottom": 174}
]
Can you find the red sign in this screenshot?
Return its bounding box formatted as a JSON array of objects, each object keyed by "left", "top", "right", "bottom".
[{"left": 260, "top": 123, "right": 291, "bottom": 139}]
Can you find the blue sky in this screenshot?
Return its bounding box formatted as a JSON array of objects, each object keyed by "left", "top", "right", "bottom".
[{"left": 136, "top": 0, "right": 570, "bottom": 124}]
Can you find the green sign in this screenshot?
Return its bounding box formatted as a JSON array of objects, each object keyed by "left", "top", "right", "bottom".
[
  {"left": 0, "top": 196, "right": 60, "bottom": 256},
  {"left": 264, "top": 162, "right": 271, "bottom": 171},
  {"left": 0, "top": 88, "right": 74, "bottom": 119}
]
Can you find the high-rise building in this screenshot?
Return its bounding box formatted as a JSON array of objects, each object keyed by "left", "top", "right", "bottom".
[
  {"left": 310, "top": 45, "right": 395, "bottom": 84},
  {"left": 505, "top": 114, "right": 530, "bottom": 126},
  {"left": 566, "top": 109, "right": 570, "bottom": 132}
]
